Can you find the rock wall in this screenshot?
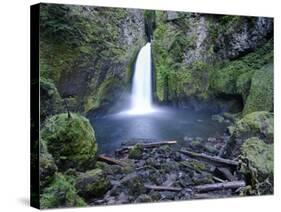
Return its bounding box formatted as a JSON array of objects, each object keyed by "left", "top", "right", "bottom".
[
  {"left": 152, "top": 11, "right": 273, "bottom": 114},
  {"left": 40, "top": 4, "right": 146, "bottom": 120}
]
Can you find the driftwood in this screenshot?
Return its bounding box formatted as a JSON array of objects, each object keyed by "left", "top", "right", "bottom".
[
  {"left": 193, "top": 193, "right": 231, "bottom": 199},
  {"left": 194, "top": 181, "right": 246, "bottom": 192},
  {"left": 116, "top": 140, "right": 177, "bottom": 154},
  {"left": 144, "top": 184, "right": 182, "bottom": 192},
  {"left": 216, "top": 167, "right": 237, "bottom": 181},
  {"left": 180, "top": 149, "right": 239, "bottom": 167},
  {"left": 180, "top": 160, "right": 225, "bottom": 183},
  {"left": 97, "top": 155, "right": 127, "bottom": 167}
]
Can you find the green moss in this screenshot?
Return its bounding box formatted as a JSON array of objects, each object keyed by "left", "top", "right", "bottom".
[
  {"left": 222, "top": 111, "right": 273, "bottom": 158},
  {"left": 234, "top": 111, "right": 273, "bottom": 141},
  {"left": 40, "top": 173, "right": 86, "bottom": 209},
  {"left": 210, "top": 39, "right": 273, "bottom": 102},
  {"left": 243, "top": 64, "right": 273, "bottom": 115},
  {"left": 187, "top": 160, "right": 206, "bottom": 172},
  {"left": 75, "top": 169, "right": 111, "bottom": 199},
  {"left": 128, "top": 144, "right": 143, "bottom": 160},
  {"left": 84, "top": 76, "right": 125, "bottom": 112},
  {"left": 41, "top": 113, "right": 97, "bottom": 170},
  {"left": 40, "top": 77, "right": 63, "bottom": 121},
  {"left": 241, "top": 137, "right": 273, "bottom": 178},
  {"left": 40, "top": 138, "right": 57, "bottom": 188}
]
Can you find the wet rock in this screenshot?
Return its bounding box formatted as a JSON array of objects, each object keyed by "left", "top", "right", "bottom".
[
  {"left": 121, "top": 173, "right": 146, "bottom": 197},
  {"left": 160, "top": 191, "right": 177, "bottom": 200},
  {"left": 184, "top": 136, "right": 193, "bottom": 142},
  {"left": 135, "top": 194, "right": 153, "bottom": 203},
  {"left": 149, "top": 191, "right": 161, "bottom": 201},
  {"left": 212, "top": 114, "right": 224, "bottom": 123},
  {"left": 115, "top": 192, "right": 129, "bottom": 204},
  {"left": 192, "top": 172, "right": 214, "bottom": 185},
  {"left": 75, "top": 169, "right": 111, "bottom": 199}
]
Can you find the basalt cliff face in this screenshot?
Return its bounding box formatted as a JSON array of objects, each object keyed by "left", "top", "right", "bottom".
[
  {"left": 152, "top": 11, "right": 273, "bottom": 114},
  {"left": 40, "top": 5, "right": 273, "bottom": 119},
  {"left": 40, "top": 4, "right": 146, "bottom": 120}
]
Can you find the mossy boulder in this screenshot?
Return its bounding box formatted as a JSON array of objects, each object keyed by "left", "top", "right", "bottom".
[
  {"left": 221, "top": 111, "right": 273, "bottom": 158},
  {"left": 122, "top": 173, "right": 146, "bottom": 197},
  {"left": 75, "top": 169, "right": 111, "bottom": 199},
  {"left": 128, "top": 144, "right": 143, "bottom": 160},
  {"left": 40, "top": 77, "right": 63, "bottom": 122},
  {"left": 41, "top": 113, "right": 97, "bottom": 171},
  {"left": 240, "top": 137, "right": 273, "bottom": 194},
  {"left": 243, "top": 64, "right": 273, "bottom": 115},
  {"left": 39, "top": 138, "right": 57, "bottom": 188},
  {"left": 40, "top": 173, "right": 86, "bottom": 209}
]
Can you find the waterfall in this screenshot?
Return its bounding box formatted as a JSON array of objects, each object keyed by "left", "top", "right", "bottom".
[{"left": 127, "top": 42, "right": 155, "bottom": 115}]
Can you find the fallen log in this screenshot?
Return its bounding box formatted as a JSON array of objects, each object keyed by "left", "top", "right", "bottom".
[
  {"left": 98, "top": 155, "right": 127, "bottom": 167},
  {"left": 194, "top": 181, "right": 246, "bottom": 193},
  {"left": 216, "top": 167, "right": 237, "bottom": 181},
  {"left": 144, "top": 184, "right": 182, "bottom": 192},
  {"left": 193, "top": 193, "right": 231, "bottom": 199},
  {"left": 180, "top": 149, "right": 239, "bottom": 167},
  {"left": 116, "top": 140, "right": 177, "bottom": 153}
]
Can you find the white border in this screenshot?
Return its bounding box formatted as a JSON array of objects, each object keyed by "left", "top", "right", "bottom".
[{"left": 0, "top": 0, "right": 280, "bottom": 211}]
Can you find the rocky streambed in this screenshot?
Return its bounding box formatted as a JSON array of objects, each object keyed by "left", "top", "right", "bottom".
[{"left": 38, "top": 111, "right": 273, "bottom": 208}]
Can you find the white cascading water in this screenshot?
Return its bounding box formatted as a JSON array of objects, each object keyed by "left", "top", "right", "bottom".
[{"left": 126, "top": 42, "right": 155, "bottom": 115}]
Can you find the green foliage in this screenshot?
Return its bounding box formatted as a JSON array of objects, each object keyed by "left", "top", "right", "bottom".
[
  {"left": 243, "top": 64, "right": 273, "bottom": 115},
  {"left": 40, "top": 173, "right": 86, "bottom": 209},
  {"left": 41, "top": 113, "right": 97, "bottom": 171}
]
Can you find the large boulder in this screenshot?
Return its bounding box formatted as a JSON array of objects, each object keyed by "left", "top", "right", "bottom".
[
  {"left": 221, "top": 111, "right": 273, "bottom": 158},
  {"left": 243, "top": 64, "right": 273, "bottom": 115},
  {"left": 40, "top": 174, "right": 86, "bottom": 209},
  {"left": 39, "top": 139, "right": 57, "bottom": 188},
  {"left": 41, "top": 113, "right": 97, "bottom": 171},
  {"left": 75, "top": 169, "right": 111, "bottom": 199},
  {"left": 240, "top": 137, "right": 273, "bottom": 194}
]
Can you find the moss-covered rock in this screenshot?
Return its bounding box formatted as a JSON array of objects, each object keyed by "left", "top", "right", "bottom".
[
  {"left": 121, "top": 173, "right": 146, "bottom": 197},
  {"left": 75, "top": 169, "right": 111, "bottom": 199},
  {"left": 243, "top": 64, "right": 273, "bottom": 115},
  {"left": 40, "top": 173, "right": 86, "bottom": 209},
  {"left": 41, "top": 113, "right": 97, "bottom": 170},
  {"left": 40, "top": 138, "right": 57, "bottom": 188},
  {"left": 128, "top": 144, "right": 143, "bottom": 160},
  {"left": 240, "top": 137, "right": 273, "bottom": 195},
  {"left": 221, "top": 111, "right": 273, "bottom": 158},
  {"left": 40, "top": 77, "right": 63, "bottom": 122}
]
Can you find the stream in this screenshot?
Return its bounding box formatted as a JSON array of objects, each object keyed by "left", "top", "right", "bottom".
[{"left": 89, "top": 107, "right": 228, "bottom": 154}]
